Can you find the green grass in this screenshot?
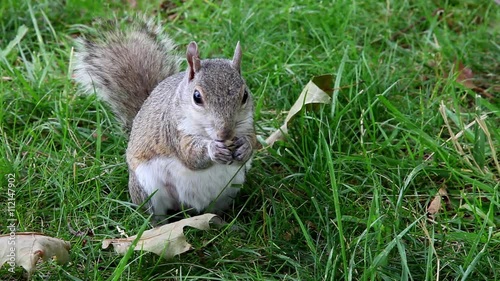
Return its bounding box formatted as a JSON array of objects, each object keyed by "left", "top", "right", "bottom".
[{"left": 1, "top": 0, "right": 499, "bottom": 280}]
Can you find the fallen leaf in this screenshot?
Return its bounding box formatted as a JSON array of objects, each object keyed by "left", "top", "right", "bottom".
[
  {"left": 449, "top": 61, "right": 493, "bottom": 99},
  {"left": 0, "top": 232, "right": 71, "bottom": 276},
  {"left": 160, "top": 0, "right": 185, "bottom": 21},
  {"left": 91, "top": 131, "right": 109, "bottom": 142},
  {"left": 102, "top": 213, "right": 221, "bottom": 259},
  {"left": 265, "top": 75, "right": 333, "bottom": 146},
  {"left": 127, "top": 0, "right": 137, "bottom": 8},
  {"left": 427, "top": 187, "right": 448, "bottom": 218},
  {"left": 455, "top": 61, "right": 476, "bottom": 89}
]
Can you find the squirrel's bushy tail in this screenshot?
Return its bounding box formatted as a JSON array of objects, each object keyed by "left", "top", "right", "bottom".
[{"left": 73, "top": 16, "right": 179, "bottom": 129}]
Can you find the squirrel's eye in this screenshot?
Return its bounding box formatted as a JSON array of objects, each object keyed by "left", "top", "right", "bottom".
[
  {"left": 193, "top": 90, "right": 203, "bottom": 105},
  {"left": 242, "top": 90, "right": 248, "bottom": 105}
]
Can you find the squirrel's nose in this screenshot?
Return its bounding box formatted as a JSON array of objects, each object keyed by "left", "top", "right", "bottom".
[{"left": 216, "top": 129, "right": 234, "bottom": 141}]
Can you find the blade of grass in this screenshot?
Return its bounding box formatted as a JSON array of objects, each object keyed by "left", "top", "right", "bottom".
[
  {"left": 460, "top": 227, "right": 494, "bottom": 281},
  {"left": 109, "top": 216, "right": 151, "bottom": 281},
  {"left": 0, "top": 25, "right": 28, "bottom": 58},
  {"left": 28, "top": 2, "right": 48, "bottom": 64},
  {"left": 361, "top": 215, "right": 424, "bottom": 279},
  {"left": 321, "top": 131, "right": 348, "bottom": 279},
  {"left": 331, "top": 48, "right": 348, "bottom": 117}
]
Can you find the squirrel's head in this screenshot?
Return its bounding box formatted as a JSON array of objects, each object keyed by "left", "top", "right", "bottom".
[{"left": 179, "top": 41, "right": 254, "bottom": 142}]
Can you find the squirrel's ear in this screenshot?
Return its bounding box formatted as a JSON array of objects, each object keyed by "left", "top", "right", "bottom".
[
  {"left": 187, "top": 41, "right": 201, "bottom": 81},
  {"left": 232, "top": 41, "right": 242, "bottom": 73}
]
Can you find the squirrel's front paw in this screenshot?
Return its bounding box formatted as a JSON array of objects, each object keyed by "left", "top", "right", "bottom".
[
  {"left": 208, "top": 140, "right": 234, "bottom": 165},
  {"left": 232, "top": 137, "right": 253, "bottom": 162}
]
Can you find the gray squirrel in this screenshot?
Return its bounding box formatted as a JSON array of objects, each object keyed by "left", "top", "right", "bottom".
[{"left": 73, "top": 17, "right": 257, "bottom": 220}]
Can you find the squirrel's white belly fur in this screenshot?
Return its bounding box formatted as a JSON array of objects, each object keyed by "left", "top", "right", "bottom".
[{"left": 135, "top": 156, "right": 249, "bottom": 213}]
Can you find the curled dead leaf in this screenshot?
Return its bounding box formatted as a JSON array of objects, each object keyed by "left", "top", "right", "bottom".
[
  {"left": 102, "top": 213, "right": 221, "bottom": 259},
  {"left": 265, "top": 75, "right": 333, "bottom": 146},
  {"left": 127, "top": 0, "right": 137, "bottom": 8},
  {"left": 0, "top": 232, "right": 71, "bottom": 276},
  {"left": 427, "top": 187, "right": 448, "bottom": 218},
  {"left": 455, "top": 61, "right": 476, "bottom": 89},
  {"left": 448, "top": 61, "right": 493, "bottom": 99}
]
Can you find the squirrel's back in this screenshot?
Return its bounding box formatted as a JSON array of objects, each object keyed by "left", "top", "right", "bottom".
[{"left": 73, "top": 17, "right": 179, "bottom": 129}]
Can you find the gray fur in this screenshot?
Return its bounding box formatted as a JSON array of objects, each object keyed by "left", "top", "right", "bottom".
[{"left": 73, "top": 17, "right": 179, "bottom": 130}]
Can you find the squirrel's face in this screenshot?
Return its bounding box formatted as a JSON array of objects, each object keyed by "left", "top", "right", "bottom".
[
  {"left": 181, "top": 59, "right": 253, "bottom": 141},
  {"left": 181, "top": 59, "right": 254, "bottom": 142},
  {"left": 178, "top": 42, "right": 254, "bottom": 142}
]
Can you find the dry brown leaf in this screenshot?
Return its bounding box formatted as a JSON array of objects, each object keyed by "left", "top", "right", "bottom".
[
  {"left": 127, "top": 0, "right": 137, "bottom": 8},
  {"left": 427, "top": 187, "right": 448, "bottom": 217},
  {"left": 102, "top": 213, "right": 220, "bottom": 259},
  {"left": 455, "top": 61, "right": 476, "bottom": 90},
  {"left": 445, "top": 61, "right": 493, "bottom": 99},
  {"left": 91, "top": 131, "right": 109, "bottom": 142},
  {"left": 0, "top": 232, "right": 71, "bottom": 275},
  {"left": 160, "top": 0, "right": 185, "bottom": 21},
  {"left": 265, "top": 75, "right": 333, "bottom": 146}
]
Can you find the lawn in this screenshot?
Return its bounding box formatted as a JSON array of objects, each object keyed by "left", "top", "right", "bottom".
[{"left": 1, "top": 0, "right": 499, "bottom": 280}]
